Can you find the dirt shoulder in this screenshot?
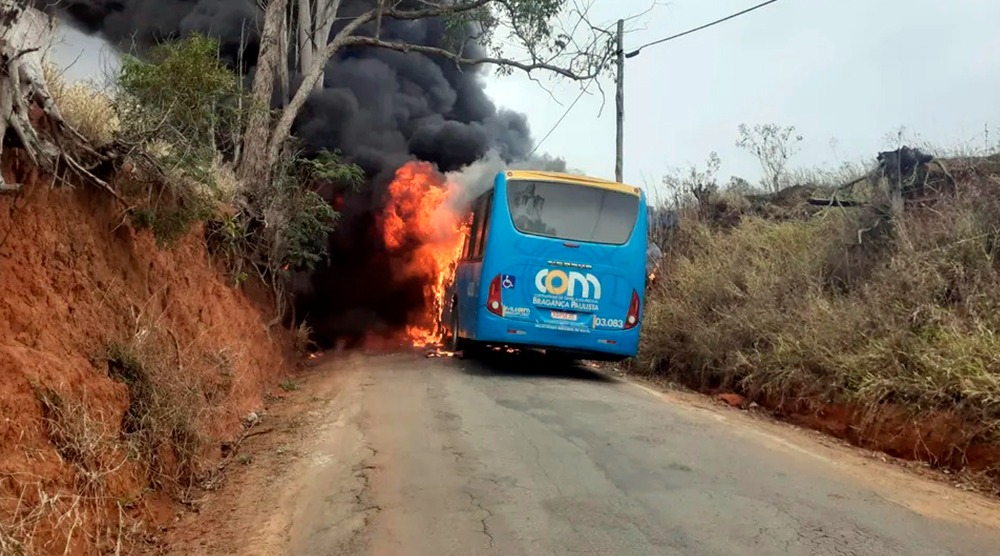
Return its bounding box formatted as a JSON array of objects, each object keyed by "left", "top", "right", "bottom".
[{"left": 144, "top": 353, "right": 366, "bottom": 556}]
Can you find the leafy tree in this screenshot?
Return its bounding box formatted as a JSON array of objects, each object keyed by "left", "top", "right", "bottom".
[
  {"left": 726, "top": 176, "right": 756, "bottom": 195},
  {"left": 111, "top": 33, "right": 248, "bottom": 245},
  {"left": 212, "top": 145, "right": 364, "bottom": 321},
  {"left": 297, "top": 149, "right": 366, "bottom": 189}
]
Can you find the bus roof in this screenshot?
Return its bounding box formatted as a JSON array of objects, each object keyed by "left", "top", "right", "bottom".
[{"left": 504, "top": 170, "right": 642, "bottom": 197}]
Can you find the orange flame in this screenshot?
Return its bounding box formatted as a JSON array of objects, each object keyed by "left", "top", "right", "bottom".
[{"left": 382, "top": 161, "right": 468, "bottom": 348}]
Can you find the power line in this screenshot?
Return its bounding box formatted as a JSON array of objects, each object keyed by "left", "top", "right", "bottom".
[
  {"left": 625, "top": 0, "right": 785, "bottom": 59},
  {"left": 529, "top": 0, "right": 785, "bottom": 159},
  {"left": 527, "top": 84, "right": 589, "bottom": 158}
]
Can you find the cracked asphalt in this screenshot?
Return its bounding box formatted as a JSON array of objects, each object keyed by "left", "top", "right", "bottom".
[{"left": 288, "top": 351, "right": 1000, "bottom": 556}]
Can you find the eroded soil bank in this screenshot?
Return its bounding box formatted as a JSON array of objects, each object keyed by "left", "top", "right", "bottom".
[{"left": 1, "top": 152, "right": 295, "bottom": 555}]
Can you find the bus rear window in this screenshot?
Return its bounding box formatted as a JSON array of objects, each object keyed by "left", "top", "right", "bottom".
[{"left": 506, "top": 180, "right": 639, "bottom": 245}]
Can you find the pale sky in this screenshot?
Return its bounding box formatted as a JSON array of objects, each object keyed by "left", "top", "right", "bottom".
[
  {"left": 50, "top": 0, "right": 1000, "bottom": 195},
  {"left": 487, "top": 0, "right": 1000, "bottom": 191}
]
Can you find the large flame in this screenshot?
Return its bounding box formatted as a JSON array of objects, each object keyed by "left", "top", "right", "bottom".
[{"left": 382, "top": 161, "right": 468, "bottom": 348}]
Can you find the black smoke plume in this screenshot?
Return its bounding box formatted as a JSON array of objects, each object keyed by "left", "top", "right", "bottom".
[{"left": 55, "top": 0, "right": 567, "bottom": 347}]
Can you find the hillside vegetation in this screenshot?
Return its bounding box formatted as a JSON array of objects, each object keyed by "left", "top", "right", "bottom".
[
  {"left": 0, "top": 21, "right": 357, "bottom": 555},
  {"left": 637, "top": 126, "right": 1000, "bottom": 486}
]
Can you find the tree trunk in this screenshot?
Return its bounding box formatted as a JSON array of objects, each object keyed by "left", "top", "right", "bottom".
[
  {"left": 311, "top": 0, "right": 341, "bottom": 93},
  {"left": 265, "top": 36, "right": 347, "bottom": 167},
  {"left": 265, "top": 0, "right": 352, "bottom": 166},
  {"left": 297, "top": 0, "right": 314, "bottom": 76},
  {"left": 278, "top": 2, "right": 291, "bottom": 107},
  {"left": 237, "top": 0, "right": 290, "bottom": 187},
  {"left": 0, "top": 1, "right": 108, "bottom": 193},
  {"left": 374, "top": 0, "right": 384, "bottom": 39}
]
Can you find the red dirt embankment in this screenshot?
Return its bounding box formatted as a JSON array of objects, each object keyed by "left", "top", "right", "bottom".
[
  {"left": 713, "top": 392, "right": 1000, "bottom": 479},
  {"left": 0, "top": 153, "right": 294, "bottom": 554}
]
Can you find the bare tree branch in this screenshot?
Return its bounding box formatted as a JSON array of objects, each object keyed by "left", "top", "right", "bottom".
[{"left": 342, "top": 36, "right": 605, "bottom": 79}]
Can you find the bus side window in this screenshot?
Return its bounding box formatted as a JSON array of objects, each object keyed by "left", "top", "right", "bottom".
[
  {"left": 469, "top": 194, "right": 489, "bottom": 260},
  {"left": 460, "top": 231, "right": 471, "bottom": 261},
  {"left": 477, "top": 192, "right": 493, "bottom": 257},
  {"left": 466, "top": 201, "right": 483, "bottom": 260}
]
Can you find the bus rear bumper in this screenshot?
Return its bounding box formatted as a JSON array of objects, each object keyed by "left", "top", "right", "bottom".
[{"left": 475, "top": 314, "right": 640, "bottom": 359}]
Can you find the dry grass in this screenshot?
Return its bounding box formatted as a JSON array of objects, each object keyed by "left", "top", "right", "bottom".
[
  {"left": 98, "top": 286, "right": 214, "bottom": 497},
  {"left": 0, "top": 282, "right": 224, "bottom": 553},
  {"left": 638, "top": 175, "right": 1000, "bottom": 466},
  {"left": 292, "top": 321, "right": 315, "bottom": 356},
  {"left": 42, "top": 62, "right": 119, "bottom": 148},
  {"left": 104, "top": 338, "right": 205, "bottom": 495},
  {"left": 1, "top": 389, "right": 145, "bottom": 555},
  {"left": 209, "top": 155, "right": 240, "bottom": 205},
  {"left": 35, "top": 388, "right": 133, "bottom": 501},
  {"left": 0, "top": 484, "right": 142, "bottom": 556},
  {"left": 1, "top": 484, "right": 84, "bottom": 556},
  {"left": 1, "top": 310, "right": 204, "bottom": 553}
]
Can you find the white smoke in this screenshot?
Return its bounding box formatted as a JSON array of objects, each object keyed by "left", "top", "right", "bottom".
[
  {"left": 443, "top": 150, "right": 507, "bottom": 210},
  {"left": 443, "top": 149, "right": 578, "bottom": 213}
]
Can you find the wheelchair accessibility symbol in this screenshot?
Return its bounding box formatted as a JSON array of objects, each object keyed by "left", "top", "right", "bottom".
[{"left": 501, "top": 275, "right": 516, "bottom": 289}]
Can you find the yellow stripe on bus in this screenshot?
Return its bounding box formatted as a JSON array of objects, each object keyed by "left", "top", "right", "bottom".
[{"left": 505, "top": 170, "right": 642, "bottom": 197}]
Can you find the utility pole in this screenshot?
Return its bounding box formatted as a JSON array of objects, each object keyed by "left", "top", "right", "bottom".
[{"left": 615, "top": 18, "right": 624, "bottom": 183}]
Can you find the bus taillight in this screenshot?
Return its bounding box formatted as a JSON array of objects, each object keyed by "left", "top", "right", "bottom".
[
  {"left": 624, "top": 289, "right": 640, "bottom": 329},
  {"left": 487, "top": 274, "right": 503, "bottom": 316}
]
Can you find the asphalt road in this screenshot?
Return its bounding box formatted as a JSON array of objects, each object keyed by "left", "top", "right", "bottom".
[{"left": 286, "top": 351, "right": 1000, "bottom": 556}]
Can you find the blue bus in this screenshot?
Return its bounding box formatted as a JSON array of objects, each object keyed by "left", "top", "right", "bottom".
[{"left": 441, "top": 169, "right": 649, "bottom": 361}]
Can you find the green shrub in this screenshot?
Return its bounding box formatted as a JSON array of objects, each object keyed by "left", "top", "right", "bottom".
[
  {"left": 116, "top": 33, "right": 243, "bottom": 176},
  {"left": 130, "top": 196, "right": 215, "bottom": 247},
  {"left": 115, "top": 33, "right": 244, "bottom": 245},
  {"left": 209, "top": 147, "right": 362, "bottom": 284}
]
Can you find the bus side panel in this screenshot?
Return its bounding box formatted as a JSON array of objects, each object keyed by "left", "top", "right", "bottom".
[
  {"left": 455, "top": 260, "right": 482, "bottom": 340},
  {"left": 475, "top": 174, "right": 649, "bottom": 359}
]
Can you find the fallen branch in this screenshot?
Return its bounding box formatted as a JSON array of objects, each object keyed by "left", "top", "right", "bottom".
[
  {"left": 199, "top": 422, "right": 274, "bottom": 491},
  {"left": 807, "top": 198, "right": 864, "bottom": 207}
]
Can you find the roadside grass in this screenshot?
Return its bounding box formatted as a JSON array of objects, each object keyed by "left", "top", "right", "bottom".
[
  {"left": 292, "top": 322, "right": 315, "bottom": 356},
  {"left": 637, "top": 169, "right": 1000, "bottom": 478},
  {"left": 104, "top": 338, "right": 206, "bottom": 496},
  {"left": 1, "top": 385, "right": 147, "bottom": 555},
  {"left": 97, "top": 281, "right": 226, "bottom": 500}
]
